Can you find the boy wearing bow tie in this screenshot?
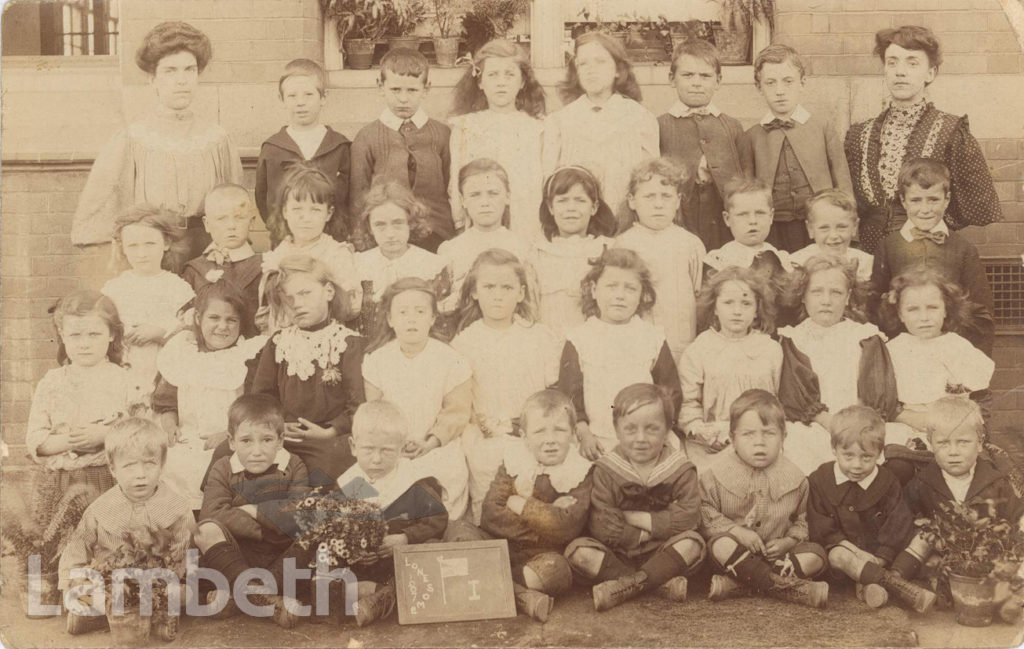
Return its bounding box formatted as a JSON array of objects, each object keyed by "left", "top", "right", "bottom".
[
  {"left": 869, "top": 158, "right": 995, "bottom": 355},
  {"left": 740, "top": 45, "right": 852, "bottom": 253},
  {"left": 658, "top": 41, "right": 751, "bottom": 251}
]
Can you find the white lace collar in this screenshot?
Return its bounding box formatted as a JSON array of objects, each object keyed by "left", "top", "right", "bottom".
[
  {"left": 274, "top": 320, "right": 357, "bottom": 381},
  {"left": 503, "top": 438, "right": 592, "bottom": 497}
]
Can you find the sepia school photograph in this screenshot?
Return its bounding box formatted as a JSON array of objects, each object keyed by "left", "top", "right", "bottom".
[{"left": 1, "top": 0, "right": 1024, "bottom": 647}]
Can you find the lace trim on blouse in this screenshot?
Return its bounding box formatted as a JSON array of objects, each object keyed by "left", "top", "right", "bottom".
[
  {"left": 879, "top": 99, "right": 928, "bottom": 200},
  {"left": 274, "top": 320, "right": 356, "bottom": 382}
]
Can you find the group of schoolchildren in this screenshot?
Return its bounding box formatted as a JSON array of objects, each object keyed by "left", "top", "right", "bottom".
[{"left": 32, "top": 20, "right": 1022, "bottom": 638}]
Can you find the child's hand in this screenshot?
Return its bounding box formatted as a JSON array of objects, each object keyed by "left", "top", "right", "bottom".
[
  {"left": 68, "top": 423, "right": 106, "bottom": 452},
  {"left": 238, "top": 504, "right": 258, "bottom": 518},
  {"left": 622, "top": 511, "right": 653, "bottom": 532},
  {"left": 296, "top": 418, "right": 334, "bottom": 440},
  {"left": 764, "top": 536, "right": 798, "bottom": 560},
  {"left": 552, "top": 496, "right": 577, "bottom": 510},
  {"left": 576, "top": 422, "right": 604, "bottom": 461},
  {"left": 506, "top": 495, "right": 527, "bottom": 515},
  {"left": 402, "top": 436, "right": 441, "bottom": 458},
  {"left": 732, "top": 526, "right": 766, "bottom": 555},
  {"left": 125, "top": 324, "right": 167, "bottom": 345},
  {"left": 377, "top": 533, "right": 409, "bottom": 558}
]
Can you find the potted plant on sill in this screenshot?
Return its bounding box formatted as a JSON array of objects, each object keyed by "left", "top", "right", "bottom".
[
  {"left": 714, "top": 0, "right": 775, "bottom": 64},
  {"left": 1, "top": 483, "right": 98, "bottom": 619},
  {"left": 918, "top": 500, "right": 1024, "bottom": 627},
  {"left": 460, "top": 0, "right": 527, "bottom": 55},
  {"left": 321, "top": 0, "right": 396, "bottom": 69},
  {"left": 573, "top": 8, "right": 630, "bottom": 49},
  {"left": 387, "top": 0, "right": 427, "bottom": 51},
  {"left": 430, "top": 0, "right": 464, "bottom": 67}
]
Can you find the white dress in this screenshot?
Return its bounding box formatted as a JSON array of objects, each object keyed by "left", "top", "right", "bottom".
[
  {"left": 615, "top": 224, "right": 705, "bottom": 360},
  {"left": 542, "top": 93, "right": 660, "bottom": 212},
  {"left": 704, "top": 240, "right": 793, "bottom": 272},
  {"left": 530, "top": 235, "right": 612, "bottom": 336},
  {"left": 437, "top": 227, "right": 532, "bottom": 312},
  {"left": 356, "top": 245, "right": 450, "bottom": 302},
  {"left": 450, "top": 317, "right": 562, "bottom": 524},
  {"left": 101, "top": 270, "right": 194, "bottom": 392},
  {"left": 157, "top": 330, "right": 267, "bottom": 509},
  {"left": 887, "top": 332, "right": 994, "bottom": 422},
  {"left": 362, "top": 338, "right": 472, "bottom": 520},
  {"left": 261, "top": 233, "right": 362, "bottom": 329},
  {"left": 790, "top": 244, "right": 873, "bottom": 282},
  {"left": 448, "top": 110, "right": 545, "bottom": 242},
  {"left": 565, "top": 316, "right": 674, "bottom": 450}
]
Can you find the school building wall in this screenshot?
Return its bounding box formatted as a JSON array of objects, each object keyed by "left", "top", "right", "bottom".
[{"left": 3, "top": 0, "right": 1023, "bottom": 469}]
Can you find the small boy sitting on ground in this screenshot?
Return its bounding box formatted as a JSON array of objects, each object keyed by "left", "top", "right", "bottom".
[
  {"left": 566, "top": 383, "right": 705, "bottom": 612},
  {"left": 480, "top": 389, "right": 593, "bottom": 622},
  {"left": 333, "top": 400, "right": 449, "bottom": 627},
  {"left": 193, "top": 394, "right": 310, "bottom": 628},
  {"left": 700, "top": 389, "right": 828, "bottom": 608},
  {"left": 891, "top": 397, "right": 1024, "bottom": 581},
  {"left": 59, "top": 417, "right": 195, "bottom": 638},
  {"left": 806, "top": 405, "right": 934, "bottom": 612}
]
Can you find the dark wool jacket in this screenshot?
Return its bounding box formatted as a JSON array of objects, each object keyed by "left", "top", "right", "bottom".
[
  {"left": 807, "top": 462, "right": 916, "bottom": 565},
  {"left": 255, "top": 126, "right": 352, "bottom": 244},
  {"left": 181, "top": 253, "right": 263, "bottom": 323},
  {"left": 905, "top": 459, "right": 1024, "bottom": 525}
]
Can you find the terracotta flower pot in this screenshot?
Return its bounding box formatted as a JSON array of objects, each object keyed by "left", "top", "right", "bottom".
[
  {"left": 105, "top": 606, "right": 151, "bottom": 647},
  {"left": 388, "top": 36, "right": 420, "bottom": 52},
  {"left": 712, "top": 25, "right": 750, "bottom": 64},
  {"left": 345, "top": 39, "right": 376, "bottom": 70},
  {"left": 433, "top": 36, "right": 460, "bottom": 68},
  {"left": 948, "top": 573, "right": 997, "bottom": 627}
]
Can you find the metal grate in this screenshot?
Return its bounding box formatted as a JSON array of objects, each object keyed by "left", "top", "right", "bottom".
[{"left": 985, "top": 257, "right": 1024, "bottom": 331}]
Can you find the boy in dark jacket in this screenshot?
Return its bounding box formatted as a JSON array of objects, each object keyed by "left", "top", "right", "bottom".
[{"left": 807, "top": 405, "right": 933, "bottom": 612}]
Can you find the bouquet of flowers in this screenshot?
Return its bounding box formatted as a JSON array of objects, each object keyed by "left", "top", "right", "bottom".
[{"left": 286, "top": 485, "right": 388, "bottom": 569}]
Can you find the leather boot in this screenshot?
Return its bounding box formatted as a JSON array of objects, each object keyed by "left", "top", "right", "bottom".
[
  {"left": 592, "top": 571, "right": 648, "bottom": 612},
  {"left": 879, "top": 570, "right": 936, "bottom": 613},
  {"left": 354, "top": 582, "right": 396, "bottom": 627},
  {"left": 764, "top": 572, "right": 828, "bottom": 609},
  {"left": 855, "top": 583, "right": 889, "bottom": 608},
  {"left": 655, "top": 576, "right": 688, "bottom": 602},
  {"left": 514, "top": 583, "right": 553, "bottom": 622},
  {"left": 707, "top": 574, "right": 749, "bottom": 601},
  {"left": 248, "top": 592, "right": 301, "bottom": 629}
]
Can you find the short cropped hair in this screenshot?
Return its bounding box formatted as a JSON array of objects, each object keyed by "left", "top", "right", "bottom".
[
  {"left": 135, "top": 21, "right": 212, "bottom": 75},
  {"left": 520, "top": 389, "right": 577, "bottom": 434},
  {"left": 722, "top": 176, "right": 772, "bottom": 211},
  {"left": 279, "top": 58, "right": 326, "bottom": 97},
  {"left": 204, "top": 183, "right": 251, "bottom": 216},
  {"left": 228, "top": 394, "right": 285, "bottom": 437},
  {"left": 612, "top": 383, "right": 675, "bottom": 430},
  {"left": 670, "top": 39, "right": 722, "bottom": 78},
  {"left": 924, "top": 396, "right": 985, "bottom": 443},
  {"left": 753, "top": 44, "right": 806, "bottom": 87},
  {"left": 805, "top": 188, "right": 858, "bottom": 225},
  {"left": 874, "top": 25, "right": 942, "bottom": 69},
  {"left": 729, "top": 389, "right": 786, "bottom": 438},
  {"left": 106, "top": 417, "right": 168, "bottom": 465},
  {"left": 897, "top": 158, "right": 950, "bottom": 199},
  {"left": 379, "top": 47, "right": 429, "bottom": 84},
  {"left": 829, "top": 405, "right": 886, "bottom": 454},
  {"left": 353, "top": 400, "right": 409, "bottom": 442}
]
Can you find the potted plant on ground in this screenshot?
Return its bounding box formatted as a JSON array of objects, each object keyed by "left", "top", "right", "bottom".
[
  {"left": 387, "top": 0, "right": 427, "bottom": 51},
  {"left": 918, "top": 500, "right": 1024, "bottom": 627},
  {"left": 430, "top": 0, "right": 464, "bottom": 67},
  {"left": 92, "top": 526, "right": 187, "bottom": 645},
  {"left": 2, "top": 483, "right": 98, "bottom": 619},
  {"left": 714, "top": 0, "right": 775, "bottom": 64},
  {"left": 460, "top": 0, "right": 527, "bottom": 55},
  {"left": 321, "top": 0, "right": 396, "bottom": 69}
]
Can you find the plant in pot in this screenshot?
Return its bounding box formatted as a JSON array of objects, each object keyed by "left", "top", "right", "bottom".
[
  {"left": 714, "top": 0, "right": 775, "bottom": 64},
  {"left": 667, "top": 19, "right": 715, "bottom": 56},
  {"left": 460, "top": 0, "right": 527, "bottom": 55},
  {"left": 573, "top": 8, "right": 630, "bottom": 49},
  {"left": 430, "top": 0, "right": 464, "bottom": 67},
  {"left": 917, "top": 499, "right": 1024, "bottom": 627},
  {"left": 1, "top": 483, "right": 98, "bottom": 619},
  {"left": 387, "top": 0, "right": 427, "bottom": 51},
  {"left": 321, "top": 0, "right": 396, "bottom": 70},
  {"left": 91, "top": 525, "right": 188, "bottom": 645}
]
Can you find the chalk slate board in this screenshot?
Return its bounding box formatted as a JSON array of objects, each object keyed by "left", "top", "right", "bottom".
[{"left": 393, "top": 540, "right": 517, "bottom": 624}]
